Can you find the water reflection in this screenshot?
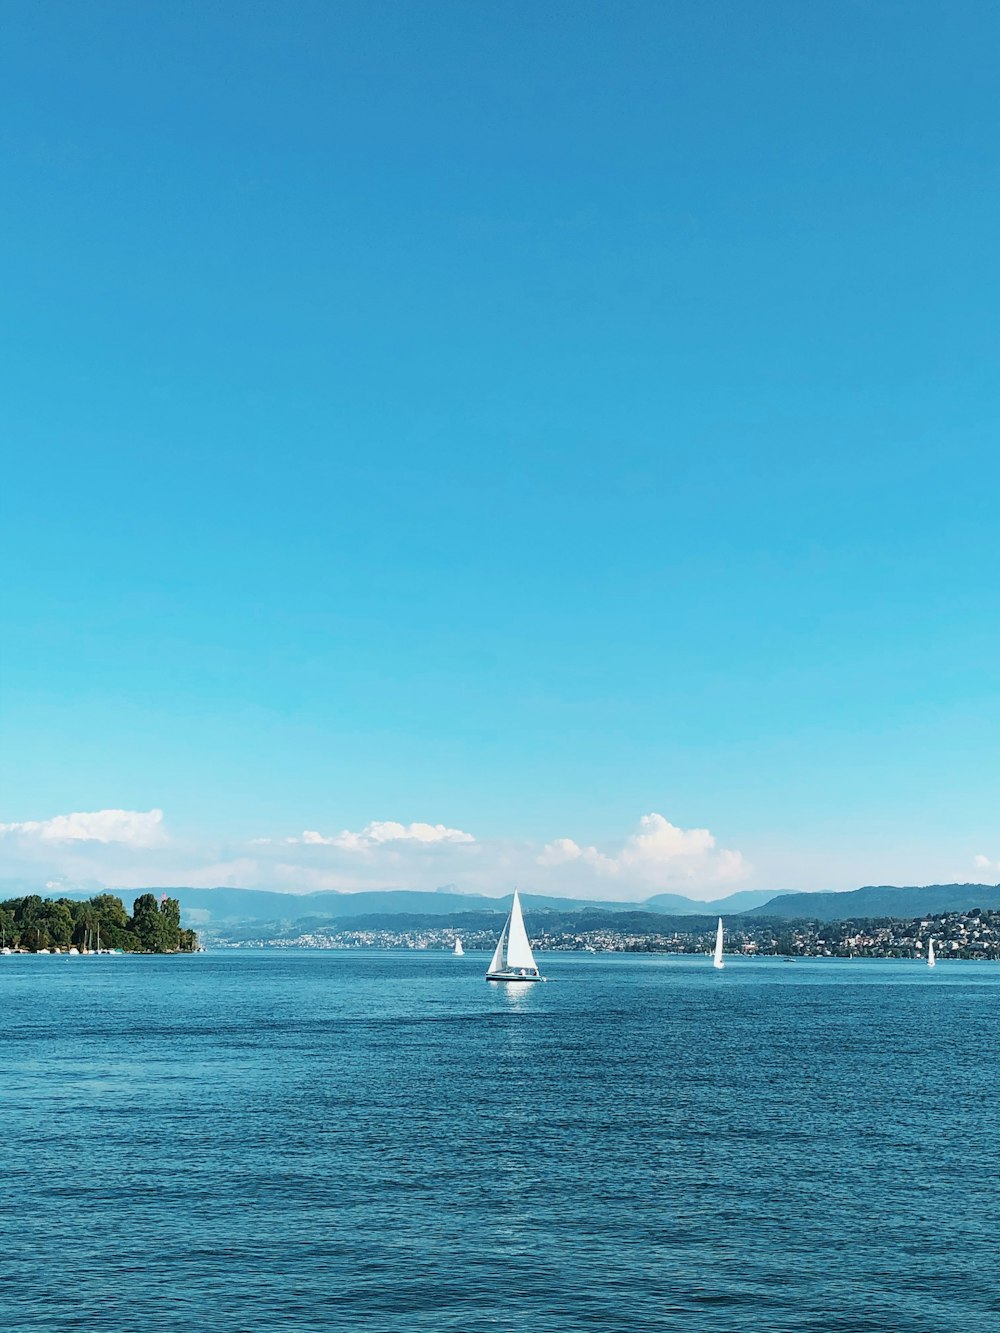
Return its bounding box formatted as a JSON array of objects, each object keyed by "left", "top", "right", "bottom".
[{"left": 496, "top": 979, "right": 537, "bottom": 1007}]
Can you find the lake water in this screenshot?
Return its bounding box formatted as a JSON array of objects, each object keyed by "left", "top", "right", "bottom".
[{"left": 2, "top": 950, "right": 999, "bottom": 1331}]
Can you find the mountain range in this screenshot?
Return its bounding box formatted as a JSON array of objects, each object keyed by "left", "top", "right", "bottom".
[
  {"left": 745, "top": 882, "right": 1000, "bottom": 922},
  {"left": 4, "top": 880, "right": 999, "bottom": 936},
  {"left": 0, "top": 883, "right": 783, "bottom": 929}
]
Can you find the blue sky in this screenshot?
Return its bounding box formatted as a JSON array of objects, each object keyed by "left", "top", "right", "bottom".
[{"left": 2, "top": 1, "right": 998, "bottom": 898}]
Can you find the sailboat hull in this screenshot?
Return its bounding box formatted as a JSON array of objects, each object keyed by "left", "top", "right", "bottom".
[{"left": 486, "top": 970, "right": 544, "bottom": 982}]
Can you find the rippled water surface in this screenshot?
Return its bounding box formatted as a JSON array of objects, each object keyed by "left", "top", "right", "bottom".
[{"left": 3, "top": 950, "right": 1000, "bottom": 1331}]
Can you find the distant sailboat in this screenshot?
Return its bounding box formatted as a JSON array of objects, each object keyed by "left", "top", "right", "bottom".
[
  {"left": 928, "top": 938, "right": 936, "bottom": 968},
  {"left": 453, "top": 938, "right": 465, "bottom": 956},
  {"left": 712, "top": 918, "right": 725, "bottom": 970},
  {"left": 486, "top": 889, "right": 543, "bottom": 982}
]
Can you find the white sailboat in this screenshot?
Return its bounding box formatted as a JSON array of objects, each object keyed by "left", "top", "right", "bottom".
[
  {"left": 712, "top": 918, "right": 725, "bottom": 969},
  {"left": 928, "top": 938, "right": 936, "bottom": 968},
  {"left": 486, "top": 888, "right": 543, "bottom": 982},
  {"left": 453, "top": 938, "right": 465, "bottom": 956}
]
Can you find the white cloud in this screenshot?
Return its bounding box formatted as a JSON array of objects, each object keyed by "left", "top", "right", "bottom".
[
  {"left": 292, "top": 820, "right": 476, "bottom": 851},
  {"left": 538, "top": 812, "right": 749, "bottom": 893},
  {"left": 0, "top": 808, "right": 166, "bottom": 848},
  {"left": 536, "top": 837, "right": 617, "bottom": 874},
  {"left": 973, "top": 854, "right": 1000, "bottom": 876},
  {"left": 0, "top": 806, "right": 748, "bottom": 903},
  {"left": 537, "top": 837, "right": 586, "bottom": 867}
]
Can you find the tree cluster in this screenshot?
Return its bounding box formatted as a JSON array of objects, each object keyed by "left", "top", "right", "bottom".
[{"left": 0, "top": 892, "right": 198, "bottom": 953}]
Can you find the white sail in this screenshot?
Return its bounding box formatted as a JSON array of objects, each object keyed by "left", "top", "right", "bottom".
[
  {"left": 453, "top": 938, "right": 464, "bottom": 956},
  {"left": 505, "top": 889, "right": 538, "bottom": 971},
  {"left": 713, "top": 918, "right": 724, "bottom": 969},
  {"left": 487, "top": 925, "right": 506, "bottom": 976},
  {"left": 928, "top": 938, "right": 936, "bottom": 968}
]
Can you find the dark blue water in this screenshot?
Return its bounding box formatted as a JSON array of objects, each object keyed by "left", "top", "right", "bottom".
[{"left": 3, "top": 951, "right": 999, "bottom": 1331}]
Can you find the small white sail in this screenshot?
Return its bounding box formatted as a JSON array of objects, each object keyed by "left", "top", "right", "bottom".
[
  {"left": 487, "top": 925, "right": 506, "bottom": 976},
  {"left": 453, "top": 938, "right": 464, "bottom": 956},
  {"left": 928, "top": 938, "right": 936, "bottom": 968},
  {"left": 505, "top": 889, "right": 538, "bottom": 972},
  {"left": 713, "top": 918, "right": 724, "bottom": 969}
]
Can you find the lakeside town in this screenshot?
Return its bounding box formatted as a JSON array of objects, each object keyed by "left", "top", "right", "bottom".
[{"left": 220, "top": 908, "right": 1000, "bottom": 960}]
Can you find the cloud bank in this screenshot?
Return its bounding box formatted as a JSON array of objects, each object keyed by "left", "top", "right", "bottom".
[
  {"left": 0, "top": 805, "right": 751, "bottom": 901},
  {"left": 296, "top": 821, "right": 475, "bottom": 850},
  {"left": 538, "top": 813, "right": 748, "bottom": 889},
  {"left": 6, "top": 805, "right": 997, "bottom": 901},
  {"left": 0, "top": 808, "right": 166, "bottom": 848}
]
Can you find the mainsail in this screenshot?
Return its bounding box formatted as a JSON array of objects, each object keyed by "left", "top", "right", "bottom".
[
  {"left": 713, "top": 918, "right": 724, "bottom": 969},
  {"left": 928, "top": 938, "right": 936, "bottom": 968},
  {"left": 454, "top": 938, "right": 465, "bottom": 956},
  {"left": 505, "top": 889, "right": 538, "bottom": 971}
]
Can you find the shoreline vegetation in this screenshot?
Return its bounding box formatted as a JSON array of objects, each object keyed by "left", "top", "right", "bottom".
[
  {"left": 6, "top": 894, "right": 1000, "bottom": 961},
  {"left": 0, "top": 893, "right": 198, "bottom": 954}
]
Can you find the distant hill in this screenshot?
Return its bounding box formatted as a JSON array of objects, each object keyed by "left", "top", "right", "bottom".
[
  {"left": 24, "top": 883, "right": 788, "bottom": 934},
  {"left": 216, "top": 907, "right": 725, "bottom": 943},
  {"left": 746, "top": 882, "right": 1000, "bottom": 922},
  {"left": 643, "top": 888, "right": 789, "bottom": 914},
  {"left": 22, "top": 881, "right": 1000, "bottom": 936}
]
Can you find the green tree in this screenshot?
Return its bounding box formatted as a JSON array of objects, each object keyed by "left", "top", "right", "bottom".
[
  {"left": 21, "top": 922, "right": 48, "bottom": 951},
  {"left": 15, "top": 896, "right": 48, "bottom": 949},
  {"left": 159, "top": 896, "right": 181, "bottom": 950},
  {"left": 71, "top": 902, "right": 99, "bottom": 949},
  {"left": 130, "top": 894, "right": 167, "bottom": 951},
  {"left": 42, "top": 901, "right": 74, "bottom": 948},
  {"left": 92, "top": 893, "right": 130, "bottom": 949}
]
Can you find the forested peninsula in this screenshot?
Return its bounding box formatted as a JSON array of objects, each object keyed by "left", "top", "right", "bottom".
[{"left": 0, "top": 893, "right": 198, "bottom": 954}]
